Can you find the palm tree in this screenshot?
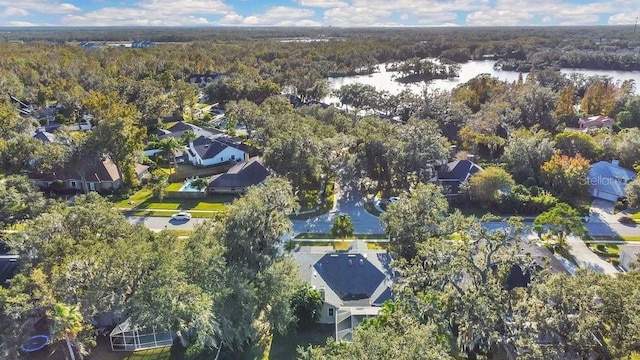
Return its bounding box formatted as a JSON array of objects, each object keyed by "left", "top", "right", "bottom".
[
  {"left": 50, "top": 303, "right": 84, "bottom": 360},
  {"left": 158, "top": 137, "right": 182, "bottom": 178},
  {"left": 180, "top": 130, "right": 197, "bottom": 146}
]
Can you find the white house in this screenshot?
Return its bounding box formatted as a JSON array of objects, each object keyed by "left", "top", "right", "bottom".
[
  {"left": 186, "top": 135, "right": 246, "bottom": 167},
  {"left": 587, "top": 160, "right": 637, "bottom": 202},
  {"left": 619, "top": 246, "right": 640, "bottom": 272},
  {"left": 292, "top": 240, "right": 394, "bottom": 342}
]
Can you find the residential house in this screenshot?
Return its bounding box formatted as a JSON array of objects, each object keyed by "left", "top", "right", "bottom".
[
  {"left": 145, "top": 121, "right": 224, "bottom": 159},
  {"left": 578, "top": 115, "right": 614, "bottom": 131},
  {"left": 30, "top": 157, "right": 149, "bottom": 193},
  {"left": 9, "top": 94, "right": 33, "bottom": 117},
  {"left": 619, "top": 246, "right": 640, "bottom": 272},
  {"left": 509, "top": 241, "right": 571, "bottom": 287},
  {"left": 131, "top": 41, "right": 156, "bottom": 48},
  {"left": 186, "top": 135, "right": 247, "bottom": 167},
  {"left": 292, "top": 240, "right": 394, "bottom": 341},
  {"left": 431, "top": 159, "right": 483, "bottom": 199},
  {"left": 188, "top": 72, "right": 223, "bottom": 88},
  {"left": 158, "top": 121, "right": 223, "bottom": 141},
  {"left": 587, "top": 160, "right": 636, "bottom": 202},
  {"left": 32, "top": 129, "right": 57, "bottom": 143},
  {"left": 208, "top": 157, "right": 270, "bottom": 194}
]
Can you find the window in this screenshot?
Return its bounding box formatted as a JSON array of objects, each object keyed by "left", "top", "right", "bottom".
[
  {"left": 89, "top": 182, "right": 96, "bottom": 191},
  {"left": 70, "top": 181, "right": 77, "bottom": 188},
  {"left": 231, "top": 155, "right": 235, "bottom": 160},
  {"left": 328, "top": 308, "right": 334, "bottom": 317}
]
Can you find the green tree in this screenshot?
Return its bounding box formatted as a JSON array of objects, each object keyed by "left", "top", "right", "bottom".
[
  {"left": 467, "top": 166, "right": 515, "bottom": 204},
  {"left": 222, "top": 177, "right": 298, "bottom": 273},
  {"left": 381, "top": 183, "right": 449, "bottom": 261},
  {"left": 397, "top": 215, "right": 532, "bottom": 358},
  {"left": 502, "top": 127, "right": 554, "bottom": 184},
  {"left": 330, "top": 214, "right": 354, "bottom": 239},
  {"left": 152, "top": 180, "right": 168, "bottom": 202},
  {"left": 533, "top": 203, "right": 586, "bottom": 251},
  {"left": 91, "top": 109, "right": 146, "bottom": 188},
  {"left": 191, "top": 177, "right": 209, "bottom": 190},
  {"left": 626, "top": 177, "right": 640, "bottom": 208},
  {"left": 0, "top": 175, "right": 47, "bottom": 228},
  {"left": 290, "top": 284, "right": 322, "bottom": 331},
  {"left": 50, "top": 303, "right": 84, "bottom": 360},
  {"left": 157, "top": 137, "right": 182, "bottom": 177},
  {"left": 554, "top": 131, "right": 600, "bottom": 161}
]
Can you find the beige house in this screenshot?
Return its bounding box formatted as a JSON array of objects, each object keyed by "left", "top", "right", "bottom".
[{"left": 30, "top": 157, "right": 148, "bottom": 193}]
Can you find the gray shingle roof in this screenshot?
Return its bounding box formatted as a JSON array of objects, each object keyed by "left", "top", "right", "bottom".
[
  {"left": 191, "top": 136, "right": 231, "bottom": 160},
  {"left": 588, "top": 161, "right": 637, "bottom": 197},
  {"left": 209, "top": 157, "right": 270, "bottom": 188}
]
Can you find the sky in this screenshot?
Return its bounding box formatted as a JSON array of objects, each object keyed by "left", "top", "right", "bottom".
[{"left": 0, "top": 0, "right": 639, "bottom": 27}]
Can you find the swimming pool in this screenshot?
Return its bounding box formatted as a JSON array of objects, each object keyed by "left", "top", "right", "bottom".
[{"left": 179, "top": 180, "right": 205, "bottom": 192}]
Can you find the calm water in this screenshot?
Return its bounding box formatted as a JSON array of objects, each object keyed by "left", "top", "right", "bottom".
[{"left": 324, "top": 60, "right": 640, "bottom": 103}]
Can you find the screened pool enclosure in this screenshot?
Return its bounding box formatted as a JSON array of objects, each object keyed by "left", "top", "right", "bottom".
[{"left": 109, "top": 318, "right": 175, "bottom": 351}]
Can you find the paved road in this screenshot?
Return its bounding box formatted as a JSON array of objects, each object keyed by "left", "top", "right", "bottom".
[
  {"left": 127, "top": 216, "right": 206, "bottom": 231},
  {"left": 291, "top": 181, "right": 384, "bottom": 235}
]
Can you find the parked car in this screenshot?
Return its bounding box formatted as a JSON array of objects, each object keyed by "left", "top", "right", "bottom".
[
  {"left": 389, "top": 197, "right": 400, "bottom": 204},
  {"left": 171, "top": 212, "right": 192, "bottom": 221}
]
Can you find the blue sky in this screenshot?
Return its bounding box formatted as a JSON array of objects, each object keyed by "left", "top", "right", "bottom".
[{"left": 0, "top": 0, "right": 638, "bottom": 27}]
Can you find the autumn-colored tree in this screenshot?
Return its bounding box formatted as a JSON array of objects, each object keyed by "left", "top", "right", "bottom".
[
  {"left": 580, "top": 79, "right": 616, "bottom": 117},
  {"left": 555, "top": 83, "right": 575, "bottom": 125},
  {"left": 540, "top": 153, "right": 590, "bottom": 202}
]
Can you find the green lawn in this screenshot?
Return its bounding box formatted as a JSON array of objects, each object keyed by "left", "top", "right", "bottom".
[
  {"left": 588, "top": 235, "right": 640, "bottom": 242},
  {"left": 587, "top": 243, "right": 620, "bottom": 258},
  {"left": 115, "top": 186, "right": 236, "bottom": 216},
  {"left": 166, "top": 182, "right": 183, "bottom": 191},
  {"left": 268, "top": 325, "right": 333, "bottom": 360}
]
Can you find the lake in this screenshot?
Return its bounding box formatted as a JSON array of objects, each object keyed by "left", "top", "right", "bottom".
[{"left": 324, "top": 60, "right": 640, "bottom": 103}]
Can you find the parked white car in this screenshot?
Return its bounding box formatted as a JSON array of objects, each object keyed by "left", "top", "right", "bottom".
[
  {"left": 171, "top": 212, "right": 192, "bottom": 221},
  {"left": 389, "top": 197, "right": 400, "bottom": 204}
]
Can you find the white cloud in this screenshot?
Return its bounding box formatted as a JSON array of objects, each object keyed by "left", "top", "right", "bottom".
[
  {"left": 7, "top": 20, "right": 37, "bottom": 26},
  {"left": 609, "top": 11, "right": 640, "bottom": 24},
  {"left": 466, "top": 9, "right": 533, "bottom": 26},
  {"left": 136, "top": 0, "right": 232, "bottom": 15},
  {"left": 0, "top": 1, "right": 79, "bottom": 14},
  {"left": 417, "top": 12, "right": 458, "bottom": 25},
  {"left": 62, "top": 0, "right": 234, "bottom": 26},
  {"left": 220, "top": 6, "right": 319, "bottom": 26},
  {"left": 295, "top": 0, "right": 348, "bottom": 7},
  {"left": 323, "top": 6, "right": 392, "bottom": 26},
  {"left": 2, "top": 7, "right": 29, "bottom": 17}
]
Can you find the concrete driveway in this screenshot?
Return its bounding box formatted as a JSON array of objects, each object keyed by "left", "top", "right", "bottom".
[
  {"left": 566, "top": 235, "right": 618, "bottom": 275},
  {"left": 589, "top": 199, "right": 617, "bottom": 223},
  {"left": 291, "top": 181, "right": 384, "bottom": 235}
]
